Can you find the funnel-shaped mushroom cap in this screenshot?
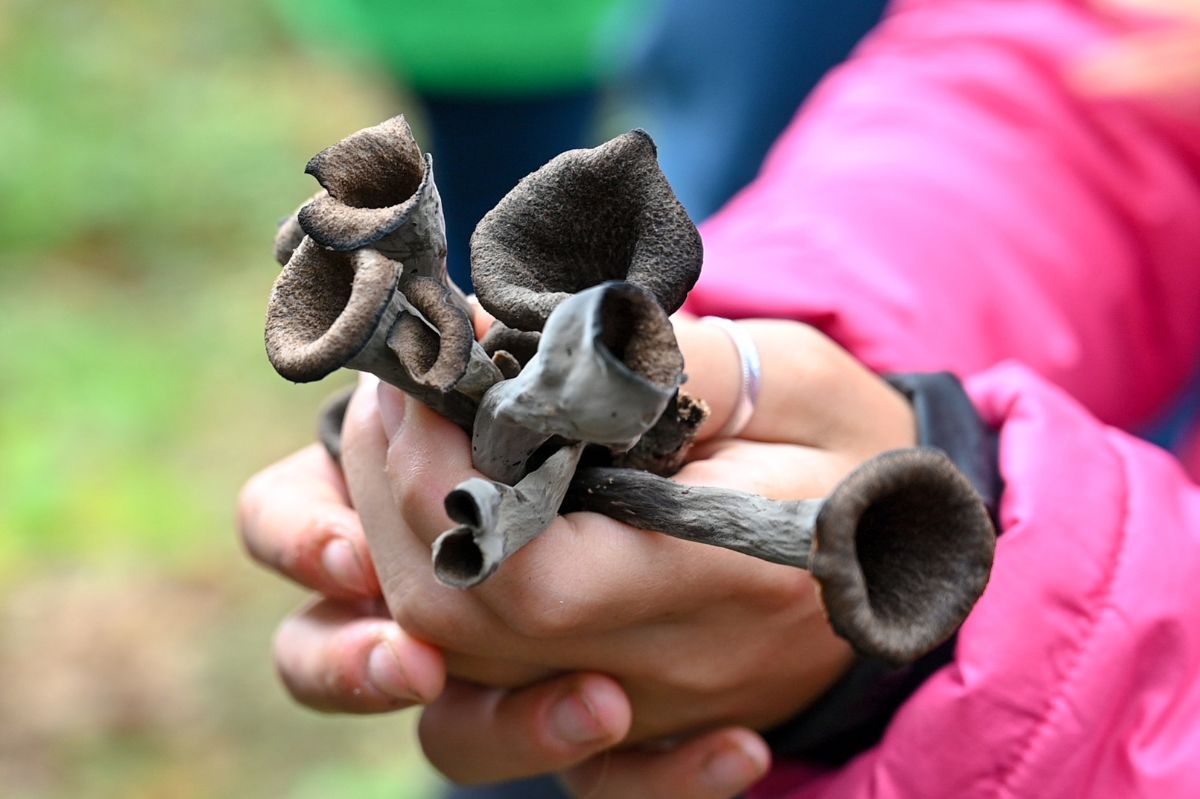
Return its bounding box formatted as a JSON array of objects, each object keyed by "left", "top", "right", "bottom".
[
  {"left": 504, "top": 280, "right": 683, "bottom": 445},
  {"left": 297, "top": 117, "right": 448, "bottom": 272},
  {"left": 470, "top": 281, "right": 684, "bottom": 484},
  {"left": 273, "top": 210, "right": 307, "bottom": 267},
  {"left": 812, "top": 449, "right": 996, "bottom": 664},
  {"left": 265, "top": 238, "right": 399, "bottom": 383},
  {"left": 432, "top": 443, "right": 585, "bottom": 589},
  {"left": 471, "top": 130, "right": 703, "bottom": 331},
  {"left": 562, "top": 447, "right": 996, "bottom": 663}
]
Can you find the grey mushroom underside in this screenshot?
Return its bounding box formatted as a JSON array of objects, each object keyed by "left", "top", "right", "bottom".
[
  {"left": 471, "top": 281, "right": 682, "bottom": 484},
  {"left": 327, "top": 279, "right": 486, "bottom": 431},
  {"left": 433, "top": 443, "right": 586, "bottom": 588},
  {"left": 389, "top": 270, "right": 501, "bottom": 400}
]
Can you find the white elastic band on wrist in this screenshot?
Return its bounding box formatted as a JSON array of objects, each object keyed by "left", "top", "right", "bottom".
[{"left": 701, "top": 316, "right": 762, "bottom": 438}]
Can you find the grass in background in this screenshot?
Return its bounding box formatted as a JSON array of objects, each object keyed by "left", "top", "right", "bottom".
[{"left": 0, "top": 0, "right": 443, "bottom": 795}]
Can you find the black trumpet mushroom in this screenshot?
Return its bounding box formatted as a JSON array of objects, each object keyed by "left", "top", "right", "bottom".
[
  {"left": 471, "top": 130, "right": 703, "bottom": 332},
  {"left": 470, "top": 280, "right": 684, "bottom": 484},
  {"left": 297, "top": 116, "right": 455, "bottom": 290},
  {"left": 265, "top": 241, "right": 499, "bottom": 430},
  {"left": 564, "top": 449, "right": 996, "bottom": 664},
  {"left": 266, "top": 119, "right": 997, "bottom": 666}
]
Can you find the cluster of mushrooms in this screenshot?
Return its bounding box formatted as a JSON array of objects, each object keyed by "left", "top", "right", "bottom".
[{"left": 264, "top": 117, "right": 996, "bottom": 665}]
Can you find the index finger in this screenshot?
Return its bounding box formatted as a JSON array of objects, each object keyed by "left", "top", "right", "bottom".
[{"left": 237, "top": 443, "right": 380, "bottom": 599}]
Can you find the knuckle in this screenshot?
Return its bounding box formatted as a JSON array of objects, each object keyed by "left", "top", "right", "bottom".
[
  {"left": 667, "top": 658, "right": 737, "bottom": 697},
  {"left": 275, "top": 511, "right": 333, "bottom": 577},
  {"left": 492, "top": 579, "right": 583, "bottom": 640},
  {"left": 392, "top": 588, "right": 462, "bottom": 650},
  {"left": 337, "top": 397, "right": 377, "bottom": 461},
  {"left": 745, "top": 565, "right": 818, "bottom": 615},
  {"left": 503, "top": 604, "right": 574, "bottom": 640},
  {"left": 323, "top": 627, "right": 371, "bottom": 698},
  {"left": 394, "top": 472, "right": 453, "bottom": 539}
]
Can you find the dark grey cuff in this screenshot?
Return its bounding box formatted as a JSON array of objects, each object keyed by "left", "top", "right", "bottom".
[
  {"left": 765, "top": 371, "right": 1001, "bottom": 764},
  {"left": 885, "top": 371, "right": 1002, "bottom": 520}
]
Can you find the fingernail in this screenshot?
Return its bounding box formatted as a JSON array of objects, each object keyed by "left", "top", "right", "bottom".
[
  {"left": 367, "top": 637, "right": 422, "bottom": 702},
  {"left": 377, "top": 382, "right": 406, "bottom": 442},
  {"left": 321, "top": 537, "right": 369, "bottom": 594},
  {"left": 702, "top": 743, "right": 767, "bottom": 793},
  {"left": 550, "top": 691, "right": 607, "bottom": 746}
]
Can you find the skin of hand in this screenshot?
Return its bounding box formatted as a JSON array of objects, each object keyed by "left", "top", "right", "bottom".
[
  {"left": 239, "top": 317, "right": 917, "bottom": 798},
  {"left": 1071, "top": 0, "right": 1200, "bottom": 96}
]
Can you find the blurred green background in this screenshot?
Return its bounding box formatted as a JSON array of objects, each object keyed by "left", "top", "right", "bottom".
[{"left": 0, "top": 0, "right": 441, "bottom": 795}]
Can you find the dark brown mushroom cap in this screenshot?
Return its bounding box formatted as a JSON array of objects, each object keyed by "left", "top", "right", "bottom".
[
  {"left": 471, "top": 130, "right": 703, "bottom": 331},
  {"left": 389, "top": 272, "right": 475, "bottom": 392},
  {"left": 811, "top": 448, "right": 996, "bottom": 665},
  {"left": 297, "top": 116, "right": 430, "bottom": 252},
  {"left": 273, "top": 210, "right": 307, "bottom": 267},
  {"left": 265, "top": 239, "right": 398, "bottom": 383},
  {"left": 564, "top": 447, "right": 996, "bottom": 664},
  {"left": 612, "top": 390, "right": 709, "bottom": 476},
  {"left": 479, "top": 322, "right": 542, "bottom": 370}
]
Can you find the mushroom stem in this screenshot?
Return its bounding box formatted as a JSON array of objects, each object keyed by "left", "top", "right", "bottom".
[
  {"left": 432, "top": 443, "right": 585, "bottom": 588},
  {"left": 471, "top": 281, "right": 683, "bottom": 483},
  {"left": 562, "top": 449, "right": 996, "bottom": 664}
]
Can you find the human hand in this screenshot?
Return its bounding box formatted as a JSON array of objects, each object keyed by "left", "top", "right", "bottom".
[
  {"left": 237, "top": 443, "right": 445, "bottom": 712},
  {"left": 342, "top": 317, "right": 914, "bottom": 789},
  {"left": 236, "top": 443, "right": 776, "bottom": 798},
  {"left": 240, "top": 317, "right": 916, "bottom": 798}
]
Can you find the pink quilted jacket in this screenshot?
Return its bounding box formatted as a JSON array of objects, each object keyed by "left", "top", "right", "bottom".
[{"left": 684, "top": 1, "right": 1200, "bottom": 796}]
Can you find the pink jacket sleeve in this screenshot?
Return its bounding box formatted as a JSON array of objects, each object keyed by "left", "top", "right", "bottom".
[
  {"left": 750, "top": 362, "right": 1200, "bottom": 798},
  {"left": 684, "top": 0, "right": 1200, "bottom": 430}
]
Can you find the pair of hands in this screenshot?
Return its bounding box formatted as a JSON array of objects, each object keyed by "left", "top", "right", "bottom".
[{"left": 238, "top": 316, "right": 916, "bottom": 798}]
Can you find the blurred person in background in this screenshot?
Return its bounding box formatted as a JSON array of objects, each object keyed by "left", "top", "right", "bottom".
[
  {"left": 276, "top": 0, "right": 887, "bottom": 292},
  {"left": 242, "top": 1, "right": 1200, "bottom": 798}
]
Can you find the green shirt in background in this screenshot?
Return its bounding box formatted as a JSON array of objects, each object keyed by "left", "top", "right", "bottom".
[{"left": 280, "top": 0, "right": 646, "bottom": 95}]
